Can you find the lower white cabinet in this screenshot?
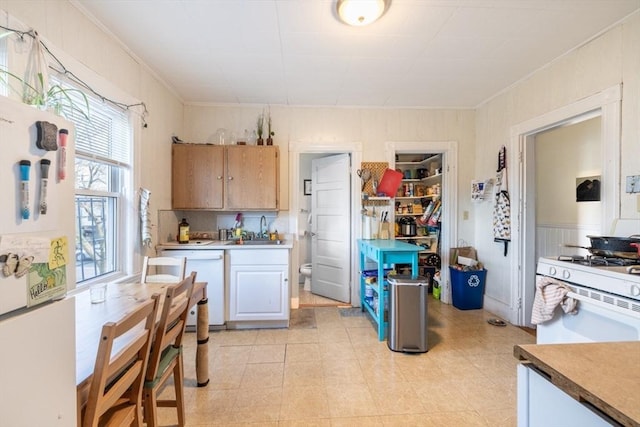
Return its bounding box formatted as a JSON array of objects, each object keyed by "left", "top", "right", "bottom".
[
  {"left": 517, "top": 364, "right": 612, "bottom": 427},
  {"left": 228, "top": 249, "right": 289, "bottom": 322}
]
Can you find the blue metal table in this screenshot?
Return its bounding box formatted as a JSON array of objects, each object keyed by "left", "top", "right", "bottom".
[{"left": 358, "top": 239, "right": 421, "bottom": 340}]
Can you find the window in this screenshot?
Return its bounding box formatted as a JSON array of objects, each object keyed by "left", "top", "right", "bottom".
[{"left": 57, "top": 79, "right": 132, "bottom": 283}]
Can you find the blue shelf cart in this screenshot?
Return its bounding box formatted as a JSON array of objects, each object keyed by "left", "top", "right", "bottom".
[{"left": 358, "top": 239, "right": 421, "bottom": 341}]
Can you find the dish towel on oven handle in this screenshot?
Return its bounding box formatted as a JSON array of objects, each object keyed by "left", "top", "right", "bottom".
[
  {"left": 531, "top": 276, "right": 578, "bottom": 325},
  {"left": 140, "top": 188, "right": 152, "bottom": 248},
  {"left": 493, "top": 146, "right": 511, "bottom": 256}
]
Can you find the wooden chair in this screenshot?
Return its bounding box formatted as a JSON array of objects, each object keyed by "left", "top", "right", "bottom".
[
  {"left": 82, "top": 294, "right": 161, "bottom": 427},
  {"left": 143, "top": 272, "right": 196, "bottom": 427},
  {"left": 141, "top": 256, "right": 186, "bottom": 284}
]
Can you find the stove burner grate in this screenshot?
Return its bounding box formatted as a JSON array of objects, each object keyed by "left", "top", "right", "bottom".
[{"left": 558, "top": 254, "right": 638, "bottom": 267}]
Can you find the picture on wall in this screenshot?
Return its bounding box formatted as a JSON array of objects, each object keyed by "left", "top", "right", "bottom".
[{"left": 576, "top": 175, "right": 601, "bottom": 202}]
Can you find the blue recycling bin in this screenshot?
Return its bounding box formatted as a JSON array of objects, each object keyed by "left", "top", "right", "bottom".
[{"left": 449, "top": 267, "right": 487, "bottom": 310}]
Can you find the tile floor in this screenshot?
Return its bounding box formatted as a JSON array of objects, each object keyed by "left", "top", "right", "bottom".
[
  {"left": 298, "top": 286, "right": 346, "bottom": 307},
  {"left": 160, "top": 297, "right": 536, "bottom": 426}
]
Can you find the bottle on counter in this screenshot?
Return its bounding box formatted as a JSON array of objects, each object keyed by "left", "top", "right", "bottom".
[{"left": 178, "top": 218, "right": 190, "bottom": 243}]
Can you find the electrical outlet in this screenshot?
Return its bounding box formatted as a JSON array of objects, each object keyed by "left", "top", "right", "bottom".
[{"left": 626, "top": 175, "right": 640, "bottom": 193}]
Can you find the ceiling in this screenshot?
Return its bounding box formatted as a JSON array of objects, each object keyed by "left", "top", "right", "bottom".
[{"left": 74, "top": 0, "right": 640, "bottom": 109}]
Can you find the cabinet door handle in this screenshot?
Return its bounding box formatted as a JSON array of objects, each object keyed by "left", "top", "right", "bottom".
[
  {"left": 216, "top": 176, "right": 222, "bottom": 180},
  {"left": 228, "top": 176, "right": 233, "bottom": 181}
]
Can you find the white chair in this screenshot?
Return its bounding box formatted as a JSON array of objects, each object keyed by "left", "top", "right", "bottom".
[{"left": 141, "top": 256, "right": 186, "bottom": 284}]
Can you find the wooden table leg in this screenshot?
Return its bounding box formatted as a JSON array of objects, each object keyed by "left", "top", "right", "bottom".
[{"left": 195, "top": 296, "right": 209, "bottom": 387}]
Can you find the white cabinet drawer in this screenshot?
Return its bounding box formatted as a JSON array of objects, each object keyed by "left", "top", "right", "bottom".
[{"left": 228, "top": 248, "right": 288, "bottom": 265}]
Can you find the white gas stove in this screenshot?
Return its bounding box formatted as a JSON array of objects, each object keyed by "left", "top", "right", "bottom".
[
  {"left": 536, "top": 256, "right": 640, "bottom": 300},
  {"left": 535, "top": 256, "right": 640, "bottom": 344}
]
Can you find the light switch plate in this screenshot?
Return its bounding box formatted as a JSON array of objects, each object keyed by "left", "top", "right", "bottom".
[{"left": 626, "top": 175, "right": 640, "bottom": 193}]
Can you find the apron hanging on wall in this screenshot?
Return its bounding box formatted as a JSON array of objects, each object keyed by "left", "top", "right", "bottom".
[{"left": 493, "top": 146, "right": 511, "bottom": 256}]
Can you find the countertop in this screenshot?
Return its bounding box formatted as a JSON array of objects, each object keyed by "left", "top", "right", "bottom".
[
  {"left": 157, "top": 240, "right": 293, "bottom": 250},
  {"left": 514, "top": 341, "right": 640, "bottom": 427}
]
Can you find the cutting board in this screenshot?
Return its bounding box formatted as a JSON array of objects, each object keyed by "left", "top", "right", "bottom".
[{"left": 377, "top": 168, "right": 403, "bottom": 197}]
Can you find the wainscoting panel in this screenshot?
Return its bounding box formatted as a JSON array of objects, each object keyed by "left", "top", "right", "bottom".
[{"left": 536, "top": 224, "right": 600, "bottom": 261}]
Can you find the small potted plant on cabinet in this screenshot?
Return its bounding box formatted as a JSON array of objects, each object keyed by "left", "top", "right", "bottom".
[
  {"left": 256, "top": 113, "right": 264, "bottom": 145},
  {"left": 266, "top": 108, "right": 274, "bottom": 145}
]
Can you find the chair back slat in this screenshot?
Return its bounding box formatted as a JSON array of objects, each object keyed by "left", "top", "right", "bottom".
[{"left": 82, "top": 294, "right": 160, "bottom": 427}]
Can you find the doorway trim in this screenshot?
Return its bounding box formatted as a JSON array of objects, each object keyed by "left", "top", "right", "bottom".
[
  {"left": 510, "top": 84, "right": 622, "bottom": 326},
  {"left": 289, "top": 141, "right": 363, "bottom": 308},
  {"left": 386, "top": 140, "right": 458, "bottom": 304}
]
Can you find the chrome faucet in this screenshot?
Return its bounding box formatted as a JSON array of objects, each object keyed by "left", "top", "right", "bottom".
[{"left": 259, "top": 215, "right": 267, "bottom": 238}]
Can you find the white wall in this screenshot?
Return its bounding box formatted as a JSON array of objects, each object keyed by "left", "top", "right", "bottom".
[
  {"left": 475, "top": 13, "right": 640, "bottom": 317},
  {"left": 536, "top": 117, "right": 601, "bottom": 226}
]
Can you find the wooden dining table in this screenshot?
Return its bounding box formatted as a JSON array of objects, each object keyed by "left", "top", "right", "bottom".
[{"left": 73, "top": 281, "right": 209, "bottom": 422}]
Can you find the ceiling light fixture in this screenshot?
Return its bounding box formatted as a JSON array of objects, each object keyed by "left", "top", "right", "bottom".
[{"left": 336, "top": 0, "right": 390, "bottom": 27}]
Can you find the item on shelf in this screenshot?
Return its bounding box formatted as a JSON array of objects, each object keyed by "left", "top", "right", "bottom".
[
  {"left": 417, "top": 200, "right": 435, "bottom": 226},
  {"left": 357, "top": 168, "right": 372, "bottom": 192},
  {"left": 362, "top": 268, "right": 394, "bottom": 280},
  {"left": 377, "top": 168, "right": 403, "bottom": 197},
  {"left": 379, "top": 211, "right": 390, "bottom": 239},
  {"left": 398, "top": 216, "right": 417, "bottom": 237},
  {"left": 424, "top": 253, "right": 441, "bottom": 267},
  {"left": 178, "top": 218, "right": 190, "bottom": 243},
  {"left": 427, "top": 200, "right": 442, "bottom": 226}
]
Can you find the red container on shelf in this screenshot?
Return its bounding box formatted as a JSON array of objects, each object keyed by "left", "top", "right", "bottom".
[{"left": 377, "top": 168, "right": 403, "bottom": 197}]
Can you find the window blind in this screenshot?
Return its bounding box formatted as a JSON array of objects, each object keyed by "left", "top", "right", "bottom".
[{"left": 54, "top": 78, "right": 131, "bottom": 166}]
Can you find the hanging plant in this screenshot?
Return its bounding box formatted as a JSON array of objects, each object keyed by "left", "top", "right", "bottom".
[
  {"left": 0, "top": 31, "right": 90, "bottom": 120},
  {"left": 0, "top": 69, "right": 91, "bottom": 120}
]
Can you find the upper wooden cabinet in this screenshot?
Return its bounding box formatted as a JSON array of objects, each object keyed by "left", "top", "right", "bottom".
[
  {"left": 172, "top": 144, "right": 279, "bottom": 210},
  {"left": 172, "top": 144, "right": 224, "bottom": 209},
  {"left": 226, "top": 145, "right": 279, "bottom": 210}
]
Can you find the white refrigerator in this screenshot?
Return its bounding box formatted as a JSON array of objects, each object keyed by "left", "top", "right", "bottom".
[{"left": 0, "top": 95, "right": 77, "bottom": 426}]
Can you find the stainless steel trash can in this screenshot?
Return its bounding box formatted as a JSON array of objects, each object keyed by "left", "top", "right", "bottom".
[{"left": 387, "top": 274, "right": 429, "bottom": 353}]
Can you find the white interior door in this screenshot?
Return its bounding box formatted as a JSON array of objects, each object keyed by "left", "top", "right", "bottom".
[{"left": 311, "top": 154, "right": 351, "bottom": 303}]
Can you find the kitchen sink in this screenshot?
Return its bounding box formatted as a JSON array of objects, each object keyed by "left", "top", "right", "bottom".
[
  {"left": 225, "top": 239, "right": 283, "bottom": 246},
  {"left": 162, "top": 240, "right": 215, "bottom": 246}
]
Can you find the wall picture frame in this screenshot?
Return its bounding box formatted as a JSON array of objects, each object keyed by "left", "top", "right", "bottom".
[
  {"left": 304, "top": 179, "right": 312, "bottom": 196},
  {"left": 576, "top": 175, "right": 601, "bottom": 202}
]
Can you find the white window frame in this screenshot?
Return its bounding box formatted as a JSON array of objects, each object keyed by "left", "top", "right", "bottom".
[{"left": 57, "top": 75, "right": 135, "bottom": 286}]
